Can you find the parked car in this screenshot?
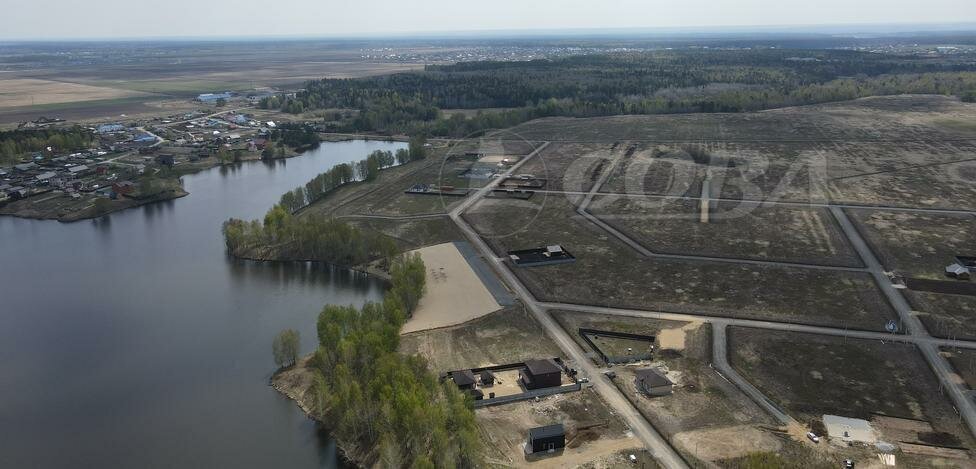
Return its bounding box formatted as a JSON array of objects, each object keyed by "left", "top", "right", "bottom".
[{"left": 806, "top": 432, "right": 820, "bottom": 443}]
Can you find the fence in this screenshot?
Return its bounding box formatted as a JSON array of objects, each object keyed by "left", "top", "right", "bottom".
[
  {"left": 578, "top": 328, "right": 656, "bottom": 365},
  {"left": 473, "top": 382, "right": 582, "bottom": 408}
]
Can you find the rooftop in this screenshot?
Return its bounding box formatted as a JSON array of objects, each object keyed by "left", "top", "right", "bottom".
[
  {"left": 634, "top": 368, "right": 673, "bottom": 388},
  {"left": 450, "top": 369, "right": 476, "bottom": 387},
  {"left": 529, "top": 424, "right": 564, "bottom": 440},
  {"left": 523, "top": 358, "right": 561, "bottom": 376}
]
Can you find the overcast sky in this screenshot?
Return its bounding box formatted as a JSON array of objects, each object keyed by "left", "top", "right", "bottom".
[{"left": 5, "top": 0, "right": 976, "bottom": 40}]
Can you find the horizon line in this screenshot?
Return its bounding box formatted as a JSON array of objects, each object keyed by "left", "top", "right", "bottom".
[{"left": 3, "top": 21, "right": 976, "bottom": 43}]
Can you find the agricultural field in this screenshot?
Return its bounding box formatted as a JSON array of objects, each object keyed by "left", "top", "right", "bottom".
[
  {"left": 0, "top": 78, "right": 150, "bottom": 108},
  {"left": 0, "top": 41, "right": 420, "bottom": 124},
  {"left": 464, "top": 195, "right": 897, "bottom": 331},
  {"left": 728, "top": 328, "right": 974, "bottom": 452}
]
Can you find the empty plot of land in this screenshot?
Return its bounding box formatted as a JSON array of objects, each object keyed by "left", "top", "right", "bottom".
[
  {"left": 513, "top": 142, "right": 619, "bottom": 193},
  {"left": 728, "top": 327, "right": 973, "bottom": 449},
  {"left": 673, "top": 425, "right": 782, "bottom": 462},
  {"left": 466, "top": 195, "right": 897, "bottom": 330},
  {"left": 401, "top": 242, "right": 502, "bottom": 333},
  {"left": 943, "top": 347, "right": 976, "bottom": 391},
  {"left": 849, "top": 209, "right": 976, "bottom": 278},
  {"left": 346, "top": 217, "right": 463, "bottom": 253},
  {"left": 507, "top": 96, "right": 976, "bottom": 209},
  {"left": 400, "top": 305, "right": 563, "bottom": 375},
  {"left": 0, "top": 78, "right": 149, "bottom": 108},
  {"left": 908, "top": 291, "right": 976, "bottom": 340},
  {"left": 600, "top": 142, "right": 708, "bottom": 197},
  {"left": 588, "top": 196, "right": 861, "bottom": 266}
]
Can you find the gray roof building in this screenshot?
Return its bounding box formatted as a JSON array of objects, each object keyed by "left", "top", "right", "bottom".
[
  {"left": 635, "top": 368, "right": 674, "bottom": 396},
  {"left": 946, "top": 263, "right": 971, "bottom": 280}
]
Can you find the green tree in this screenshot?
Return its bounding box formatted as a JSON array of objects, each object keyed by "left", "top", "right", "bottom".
[
  {"left": 272, "top": 329, "right": 300, "bottom": 368},
  {"left": 408, "top": 135, "right": 427, "bottom": 161}
]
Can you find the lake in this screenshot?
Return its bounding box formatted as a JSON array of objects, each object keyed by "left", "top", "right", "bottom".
[{"left": 0, "top": 140, "right": 407, "bottom": 468}]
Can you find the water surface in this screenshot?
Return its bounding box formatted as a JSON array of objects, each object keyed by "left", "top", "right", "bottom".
[{"left": 0, "top": 140, "right": 406, "bottom": 468}]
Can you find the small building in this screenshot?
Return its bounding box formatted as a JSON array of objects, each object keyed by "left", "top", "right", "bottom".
[
  {"left": 508, "top": 245, "right": 576, "bottom": 267},
  {"left": 480, "top": 370, "right": 496, "bottom": 387},
  {"left": 35, "top": 171, "right": 57, "bottom": 182},
  {"left": 67, "top": 165, "right": 90, "bottom": 176},
  {"left": 526, "top": 424, "right": 565, "bottom": 454},
  {"left": 468, "top": 388, "right": 484, "bottom": 401},
  {"left": 450, "top": 369, "right": 477, "bottom": 390},
  {"left": 8, "top": 186, "right": 28, "bottom": 199},
  {"left": 14, "top": 162, "right": 37, "bottom": 172},
  {"left": 196, "top": 92, "right": 233, "bottom": 103},
  {"left": 520, "top": 359, "right": 562, "bottom": 390},
  {"left": 113, "top": 181, "right": 136, "bottom": 196},
  {"left": 96, "top": 123, "right": 125, "bottom": 134},
  {"left": 132, "top": 133, "right": 156, "bottom": 144},
  {"left": 946, "top": 264, "right": 971, "bottom": 280},
  {"left": 634, "top": 368, "right": 673, "bottom": 397}
]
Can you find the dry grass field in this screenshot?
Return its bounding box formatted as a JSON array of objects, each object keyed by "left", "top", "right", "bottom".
[
  {"left": 463, "top": 195, "right": 897, "bottom": 330},
  {"left": 0, "top": 78, "right": 150, "bottom": 108},
  {"left": 399, "top": 305, "right": 562, "bottom": 372},
  {"left": 729, "top": 327, "right": 974, "bottom": 451},
  {"left": 589, "top": 196, "right": 861, "bottom": 267}
]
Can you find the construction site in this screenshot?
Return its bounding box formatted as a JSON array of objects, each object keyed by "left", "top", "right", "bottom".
[{"left": 300, "top": 94, "right": 976, "bottom": 468}]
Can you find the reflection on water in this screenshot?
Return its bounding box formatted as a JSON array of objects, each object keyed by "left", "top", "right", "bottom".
[
  {"left": 227, "top": 259, "right": 377, "bottom": 292},
  {"left": 0, "top": 140, "right": 405, "bottom": 469}
]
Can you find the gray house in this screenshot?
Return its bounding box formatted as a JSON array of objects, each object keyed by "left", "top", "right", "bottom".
[
  {"left": 634, "top": 368, "right": 673, "bottom": 397},
  {"left": 946, "top": 263, "right": 971, "bottom": 280}
]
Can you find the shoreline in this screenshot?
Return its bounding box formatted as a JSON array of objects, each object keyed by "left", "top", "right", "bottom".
[
  {"left": 271, "top": 357, "right": 371, "bottom": 468},
  {"left": 0, "top": 132, "right": 403, "bottom": 223},
  {"left": 0, "top": 135, "right": 354, "bottom": 223}
]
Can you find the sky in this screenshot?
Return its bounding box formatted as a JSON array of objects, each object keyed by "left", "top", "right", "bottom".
[{"left": 5, "top": 0, "right": 976, "bottom": 40}]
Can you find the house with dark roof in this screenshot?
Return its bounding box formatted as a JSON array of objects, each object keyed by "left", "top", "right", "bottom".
[
  {"left": 526, "top": 424, "right": 565, "bottom": 454},
  {"left": 480, "top": 370, "right": 496, "bottom": 387},
  {"left": 508, "top": 245, "right": 576, "bottom": 267},
  {"left": 450, "top": 369, "right": 477, "bottom": 390},
  {"left": 520, "top": 359, "right": 562, "bottom": 390},
  {"left": 634, "top": 368, "right": 673, "bottom": 396}
]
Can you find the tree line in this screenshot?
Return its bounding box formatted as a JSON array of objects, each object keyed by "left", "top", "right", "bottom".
[
  {"left": 0, "top": 126, "right": 95, "bottom": 165},
  {"left": 306, "top": 253, "right": 482, "bottom": 467},
  {"left": 222, "top": 206, "right": 399, "bottom": 266},
  {"left": 257, "top": 49, "right": 976, "bottom": 137},
  {"left": 278, "top": 137, "right": 426, "bottom": 213},
  {"left": 269, "top": 123, "right": 321, "bottom": 150}
]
